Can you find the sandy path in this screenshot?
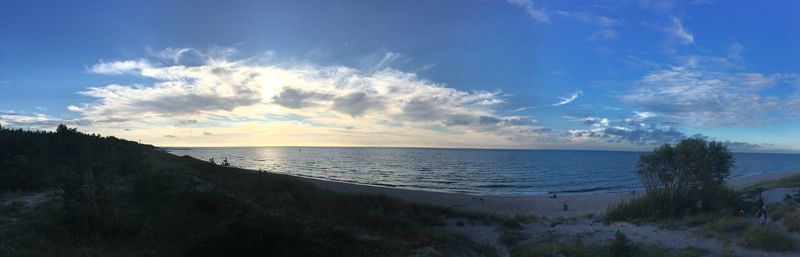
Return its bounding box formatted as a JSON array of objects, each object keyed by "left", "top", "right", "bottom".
[{"left": 303, "top": 170, "right": 800, "bottom": 217}]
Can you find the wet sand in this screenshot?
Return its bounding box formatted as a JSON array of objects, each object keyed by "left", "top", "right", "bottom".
[{"left": 302, "top": 170, "right": 800, "bottom": 217}]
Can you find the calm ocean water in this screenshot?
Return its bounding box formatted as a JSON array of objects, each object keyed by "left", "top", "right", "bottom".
[{"left": 165, "top": 147, "right": 800, "bottom": 196}]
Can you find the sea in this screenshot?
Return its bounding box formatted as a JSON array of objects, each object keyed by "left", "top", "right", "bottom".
[{"left": 165, "top": 147, "right": 800, "bottom": 196}]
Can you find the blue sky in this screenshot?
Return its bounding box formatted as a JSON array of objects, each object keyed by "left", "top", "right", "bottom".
[{"left": 1, "top": 0, "right": 799, "bottom": 151}]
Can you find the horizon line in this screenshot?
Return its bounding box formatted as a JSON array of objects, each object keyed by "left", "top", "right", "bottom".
[{"left": 157, "top": 145, "right": 800, "bottom": 155}]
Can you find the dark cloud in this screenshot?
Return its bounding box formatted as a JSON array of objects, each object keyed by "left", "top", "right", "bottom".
[
  {"left": 133, "top": 93, "right": 260, "bottom": 116},
  {"left": 272, "top": 88, "right": 332, "bottom": 109},
  {"left": 478, "top": 115, "right": 502, "bottom": 125},
  {"left": 520, "top": 127, "right": 552, "bottom": 134},
  {"left": 444, "top": 114, "right": 475, "bottom": 126},
  {"left": 402, "top": 98, "right": 444, "bottom": 121},
  {"left": 332, "top": 92, "right": 384, "bottom": 117},
  {"left": 602, "top": 126, "right": 686, "bottom": 145}
]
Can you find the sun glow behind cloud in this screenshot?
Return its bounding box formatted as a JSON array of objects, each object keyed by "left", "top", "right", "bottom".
[{"left": 63, "top": 49, "right": 551, "bottom": 148}]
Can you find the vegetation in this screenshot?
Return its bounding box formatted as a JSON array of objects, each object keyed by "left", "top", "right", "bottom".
[
  {"left": 0, "top": 125, "right": 498, "bottom": 257},
  {"left": 509, "top": 231, "right": 672, "bottom": 257},
  {"left": 607, "top": 138, "right": 740, "bottom": 222},
  {"left": 701, "top": 216, "right": 749, "bottom": 238},
  {"left": 783, "top": 212, "right": 800, "bottom": 232},
  {"left": 741, "top": 173, "right": 800, "bottom": 194},
  {"left": 675, "top": 246, "right": 708, "bottom": 257},
  {"left": 740, "top": 225, "right": 796, "bottom": 251}
]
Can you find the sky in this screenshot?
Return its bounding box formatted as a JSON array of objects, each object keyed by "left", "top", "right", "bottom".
[{"left": 1, "top": 0, "right": 799, "bottom": 152}]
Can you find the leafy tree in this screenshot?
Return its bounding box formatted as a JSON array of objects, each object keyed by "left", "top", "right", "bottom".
[
  {"left": 56, "top": 124, "right": 78, "bottom": 135},
  {"left": 636, "top": 137, "right": 734, "bottom": 212}
]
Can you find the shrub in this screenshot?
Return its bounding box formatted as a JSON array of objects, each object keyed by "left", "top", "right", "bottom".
[
  {"left": 783, "top": 212, "right": 800, "bottom": 232},
  {"left": 678, "top": 213, "right": 717, "bottom": 226},
  {"left": 508, "top": 232, "right": 671, "bottom": 257},
  {"left": 701, "top": 216, "right": 749, "bottom": 237},
  {"left": 608, "top": 231, "right": 637, "bottom": 257},
  {"left": 609, "top": 138, "right": 736, "bottom": 221},
  {"left": 61, "top": 164, "right": 115, "bottom": 234},
  {"left": 767, "top": 202, "right": 796, "bottom": 221},
  {"left": 740, "top": 226, "right": 795, "bottom": 251}
]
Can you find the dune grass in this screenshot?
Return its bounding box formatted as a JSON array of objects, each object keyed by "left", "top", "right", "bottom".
[
  {"left": 783, "top": 212, "right": 800, "bottom": 232},
  {"left": 740, "top": 225, "right": 796, "bottom": 251},
  {"left": 741, "top": 173, "right": 800, "bottom": 194},
  {"left": 0, "top": 126, "right": 503, "bottom": 257},
  {"left": 700, "top": 216, "right": 750, "bottom": 241},
  {"left": 509, "top": 231, "right": 674, "bottom": 257}
]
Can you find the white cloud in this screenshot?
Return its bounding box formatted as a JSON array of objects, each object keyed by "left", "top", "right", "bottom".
[
  {"left": 588, "top": 29, "right": 618, "bottom": 41},
  {"left": 624, "top": 66, "right": 800, "bottom": 127},
  {"left": 69, "top": 48, "right": 552, "bottom": 147},
  {"left": 152, "top": 47, "right": 193, "bottom": 63},
  {"left": 553, "top": 90, "right": 583, "bottom": 106},
  {"left": 89, "top": 59, "right": 152, "bottom": 74},
  {"left": 506, "top": 0, "right": 551, "bottom": 23},
  {"left": 514, "top": 89, "right": 583, "bottom": 111},
  {"left": 668, "top": 16, "right": 694, "bottom": 44},
  {"left": 0, "top": 112, "right": 66, "bottom": 128}
]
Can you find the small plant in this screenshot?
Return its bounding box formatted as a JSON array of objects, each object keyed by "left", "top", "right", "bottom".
[
  {"left": 549, "top": 216, "right": 568, "bottom": 227},
  {"left": 740, "top": 226, "right": 796, "bottom": 251},
  {"left": 609, "top": 231, "right": 637, "bottom": 257}
]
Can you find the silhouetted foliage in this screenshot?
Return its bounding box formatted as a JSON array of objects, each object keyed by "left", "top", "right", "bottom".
[
  {"left": 0, "top": 124, "right": 150, "bottom": 192},
  {"left": 609, "top": 231, "right": 637, "bottom": 257},
  {"left": 62, "top": 164, "right": 115, "bottom": 234},
  {"left": 607, "top": 138, "right": 739, "bottom": 221},
  {"left": 0, "top": 124, "right": 491, "bottom": 257},
  {"left": 638, "top": 138, "right": 733, "bottom": 207}
]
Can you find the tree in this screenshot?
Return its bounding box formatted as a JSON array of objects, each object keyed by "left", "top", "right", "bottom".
[
  {"left": 56, "top": 124, "right": 78, "bottom": 135},
  {"left": 636, "top": 137, "right": 734, "bottom": 212}
]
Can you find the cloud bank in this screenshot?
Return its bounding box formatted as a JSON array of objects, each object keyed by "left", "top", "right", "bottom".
[{"left": 61, "top": 49, "right": 552, "bottom": 147}]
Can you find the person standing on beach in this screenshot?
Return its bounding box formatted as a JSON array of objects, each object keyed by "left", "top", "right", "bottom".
[{"left": 756, "top": 204, "right": 768, "bottom": 225}]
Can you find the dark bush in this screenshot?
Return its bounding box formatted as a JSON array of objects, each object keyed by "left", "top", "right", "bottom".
[{"left": 608, "top": 138, "right": 737, "bottom": 221}]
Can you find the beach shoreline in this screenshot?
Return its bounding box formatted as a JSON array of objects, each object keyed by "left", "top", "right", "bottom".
[{"left": 301, "top": 170, "right": 800, "bottom": 217}]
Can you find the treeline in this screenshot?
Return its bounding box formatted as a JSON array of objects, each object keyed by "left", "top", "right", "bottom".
[{"left": 0, "top": 124, "right": 151, "bottom": 192}]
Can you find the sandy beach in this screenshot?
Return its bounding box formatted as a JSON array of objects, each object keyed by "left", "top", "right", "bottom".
[{"left": 303, "top": 170, "right": 800, "bottom": 217}]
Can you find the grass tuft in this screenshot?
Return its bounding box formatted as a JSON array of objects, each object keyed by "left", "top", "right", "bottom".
[
  {"left": 701, "top": 216, "right": 749, "bottom": 238},
  {"left": 740, "top": 225, "right": 796, "bottom": 251}
]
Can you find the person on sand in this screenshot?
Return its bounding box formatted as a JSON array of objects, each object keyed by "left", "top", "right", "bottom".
[{"left": 756, "top": 204, "right": 768, "bottom": 225}]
